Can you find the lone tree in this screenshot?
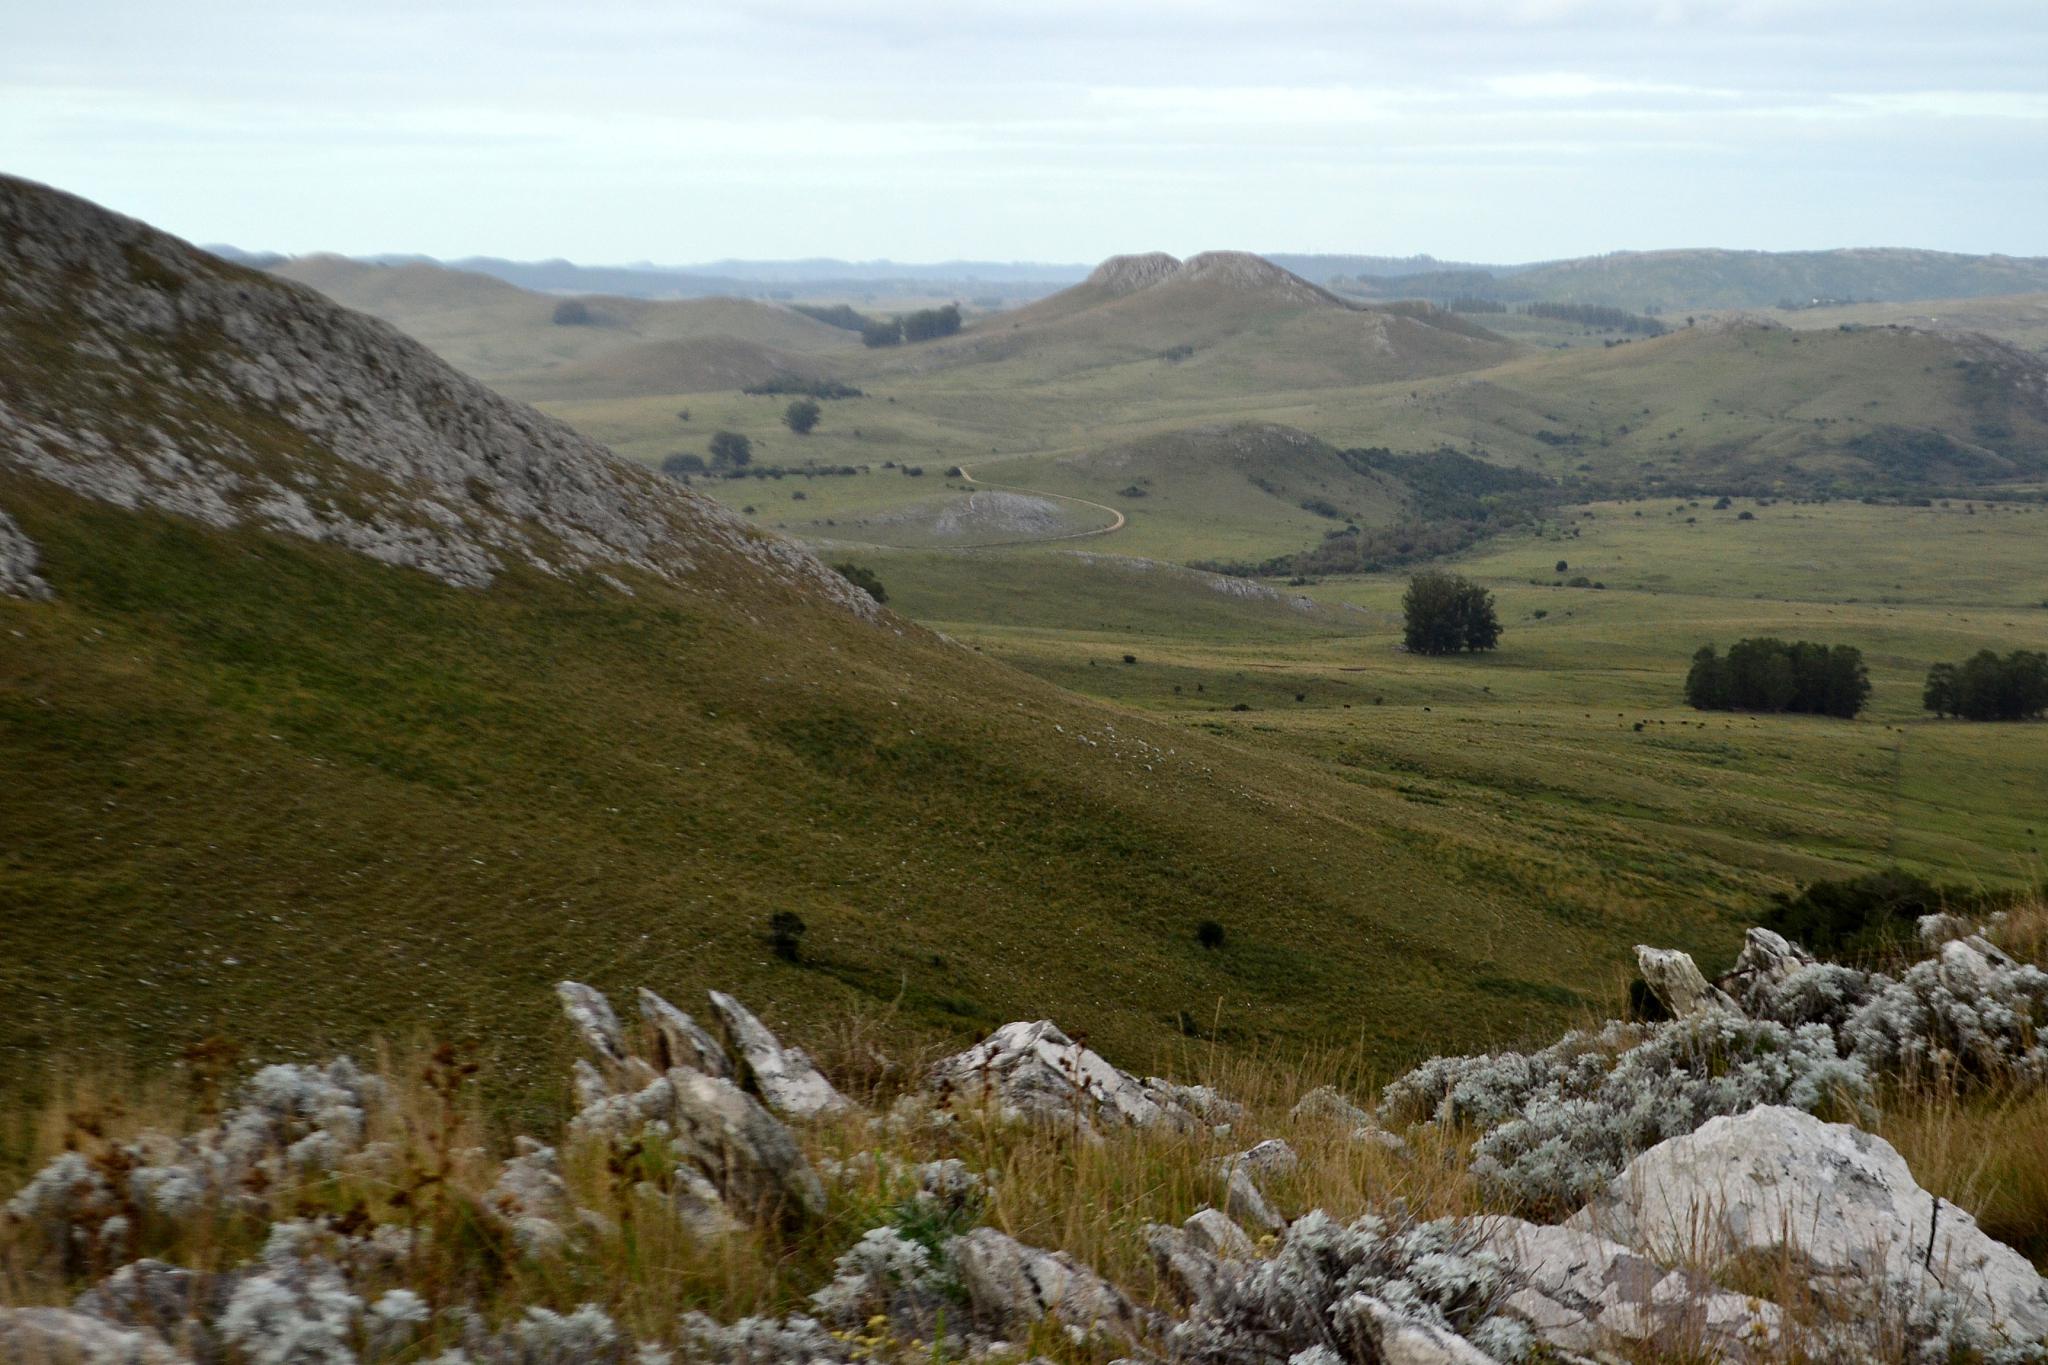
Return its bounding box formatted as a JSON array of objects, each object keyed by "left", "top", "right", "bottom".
[
  {"left": 708, "top": 430, "right": 752, "bottom": 468},
  {"left": 1402, "top": 570, "right": 1501, "bottom": 655},
  {"left": 783, "top": 398, "right": 822, "bottom": 435},
  {"left": 767, "top": 911, "right": 807, "bottom": 962}
]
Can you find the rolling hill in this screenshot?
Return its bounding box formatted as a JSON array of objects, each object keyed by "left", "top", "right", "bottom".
[
  {"left": 1337, "top": 248, "right": 2048, "bottom": 314},
  {"left": 268, "top": 253, "right": 856, "bottom": 392},
  {"left": 903, "top": 252, "right": 1513, "bottom": 388},
  {"left": 0, "top": 175, "right": 1765, "bottom": 1120}
]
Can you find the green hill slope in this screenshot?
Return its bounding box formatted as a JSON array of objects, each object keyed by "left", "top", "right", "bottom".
[
  {"left": 0, "top": 176, "right": 1754, "bottom": 1118},
  {"left": 269, "top": 254, "right": 856, "bottom": 385}
]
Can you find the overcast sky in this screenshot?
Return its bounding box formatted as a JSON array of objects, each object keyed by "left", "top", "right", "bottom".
[{"left": 6, "top": 1, "right": 2046, "bottom": 264}]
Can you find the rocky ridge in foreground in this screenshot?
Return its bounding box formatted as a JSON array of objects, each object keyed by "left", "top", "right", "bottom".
[{"left": 7, "top": 911, "right": 2047, "bottom": 1364}]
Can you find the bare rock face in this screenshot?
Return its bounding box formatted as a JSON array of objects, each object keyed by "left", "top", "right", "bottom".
[
  {"left": 0, "top": 173, "right": 881, "bottom": 619},
  {"left": 947, "top": 1227, "right": 1149, "bottom": 1345},
  {"left": 1477, "top": 1217, "right": 1785, "bottom": 1361},
  {"left": 926, "top": 1019, "right": 1211, "bottom": 1131},
  {"left": 0, "top": 507, "right": 53, "bottom": 600},
  {"left": 707, "top": 990, "right": 850, "bottom": 1118},
  {"left": 1634, "top": 945, "right": 1736, "bottom": 1018},
  {"left": 1176, "top": 251, "right": 1343, "bottom": 308},
  {"left": 1569, "top": 1105, "right": 2048, "bottom": 1345}
]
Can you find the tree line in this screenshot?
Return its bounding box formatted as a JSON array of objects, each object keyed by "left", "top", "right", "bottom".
[
  {"left": 861, "top": 304, "right": 963, "bottom": 348},
  {"left": 1685, "top": 639, "right": 1871, "bottom": 718},
  {"left": 1924, "top": 651, "right": 2048, "bottom": 721}
]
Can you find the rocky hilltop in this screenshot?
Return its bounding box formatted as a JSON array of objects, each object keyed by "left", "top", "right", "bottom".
[
  {"left": 1083, "top": 250, "right": 1344, "bottom": 309},
  {"left": 0, "top": 174, "right": 876, "bottom": 616}
]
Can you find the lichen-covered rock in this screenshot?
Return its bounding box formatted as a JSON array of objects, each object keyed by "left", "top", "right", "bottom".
[
  {"left": 1145, "top": 1209, "right": 1526, "bottom": 1365},
  {"left": 1290, "top": 1086, "right": 1374, "bottom": 1129},
  {"left": 0, "top": 506, "right": 53, "bottom": 600},
  {"left": 1476, "top": 1217, "right": 1785, "bottom": 1361},
  {"left": 1572, "top": 1106, "right": 2048, "bottom": 1346},
  {"left": 926, "top": 1020, "right": 1213, "bottom": 1131},
  {"left": 638, "top": 989, "right": 731, "bottom": 1079},
  {"left": 487, "top": 1138, "right": 576, "bottom": 1257},
  {"left": 707, "top": 991, "right": 849, "bottom": 1119},
  {"left": 0, "top": 1306, "right": 190, "bottom": 1364},
  {"left": 557, "top": 981, "right": 632, "bottom": 1067},
  {"left": 947, "top": 1227, "right": 1149, "bottom": 1345},
  {"left": 1635, "top": 945, "right": 1736, "bottom": 1019}
]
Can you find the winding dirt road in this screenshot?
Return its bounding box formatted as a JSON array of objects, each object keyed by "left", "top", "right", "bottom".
[{"left": 947, "top": 463, "right": 1126, "bottom": 548}]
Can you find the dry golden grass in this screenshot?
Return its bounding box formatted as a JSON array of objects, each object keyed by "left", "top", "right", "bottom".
[{"left": 6, "top": 903, "right": 2047, "bottom": 1361}]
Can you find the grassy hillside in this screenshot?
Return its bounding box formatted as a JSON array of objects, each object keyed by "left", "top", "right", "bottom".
[
  {"left": 2, "top": 176, "right": 1783, "bottom": 1128},
  {"left": 1766, "top": 293, "right": 2048, "bottom": 354},
  {"left": 270, "top": 254, "right": 856, "bottom": 384},
  {"left": 1341, "top": 247, "right": 2048, "bottom": 313}
]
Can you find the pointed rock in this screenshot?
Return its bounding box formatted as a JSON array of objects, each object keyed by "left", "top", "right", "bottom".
[
  {"left": 638, "top": 988, "right": 731, "bottom": 1078},
  {"left": 1634, "top": 945, "right": 1736, "bottom": 1019},
  {"left": 926, "top": 1020, "right": 1209, "bottom": 1130},
  {"left": 707, "top": 991, "right": 849, "bottom": 1118},
  {"left": 556, "top": 981, "right": 629, "bottom": 1065}
]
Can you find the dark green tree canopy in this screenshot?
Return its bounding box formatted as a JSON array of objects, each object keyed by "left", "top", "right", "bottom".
[
  {"left": 1925, "top": 650, "right": 2048, "bottom": 721},
  {"left": 1685, "top": 639, "right": 1869, "bottom": 718},
  {"left": 1401, "top": 571, "right": 1501, "bottom": 655},
  {"left": 783, "top": 398, "right": 822, "bottom": 435},
  {"left": 708, "top": 430, "right": 752, "bottom": 468}
]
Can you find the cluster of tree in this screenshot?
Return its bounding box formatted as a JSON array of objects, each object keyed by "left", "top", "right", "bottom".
[
  {"left": 860, "top": 303, "right": 963, "bottom": 348},
  {"left": 1684, "top": 638, "right": 1871, "bottom": 718},
  {"left": 789, "top": 303, "right": 876, "bottom": 332},
  {"left": 716, "top": 464, "right": 865, "bottom": 480},
  {"left": 1521, "top": 302, "right": 1666, "bottom": 335},
  {"left": 1401, "top": 570, "right": 1502, "bottom": 655},
  {"left": 741, "top": 378, "right": 865, "bottom": 399},
  {"left": 1448, "top": 295, "right": 1508, "bottom": 314},
  {"left": 550, "top": 299, "right": 600, "bottom": 326},
  {"left": 783, "top": 399, "right": 821, "bottom": 434},
  {"left": 832, "top": 562, "right": 888, "bottom": 604},
  {"left": 1923, "top": 650, "right": 2048, "bottom": 721}
]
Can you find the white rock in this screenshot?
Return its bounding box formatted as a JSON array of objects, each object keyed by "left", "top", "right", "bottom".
[
  {"left": 1478, "top": 1216, "right": 1784, "bottom": 1360},
  {"left": 947, "top": 1227, "right": 1147, "bottom": 1344},
  {"left": 707, "top": 991, "right": 849, "bottom": 1118},
  {"left": 0, "top": 507, "right": 53, "bottom": 600},
  {"left": 1333, "top": 1293, "right": 1495, "bottom": 1365},
  {"left": 1634, "top": 945, "right": 1736, "bottom": 1018},
  {"left": 1290, "top": 1085, "right": 1374, "bottom": 1128},
  {"left": 926, "top": 1020, "right": 1206, "bottom": 1130},
  {"left": 556, "top": 981, "right": 631, "bottom": 1067},
  {"left": 0, "top": 1306, "right": 190, "bottom": 1364},
  {"left": 1569, "top": 1105, "right": 2048, "bottom": 1344},
  {"left": 1221, "top": 1164, "right": 1284, "bottom": 1233},
  {"left": 637, "top": 988, "right": 731, "bottom": 1078}
]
